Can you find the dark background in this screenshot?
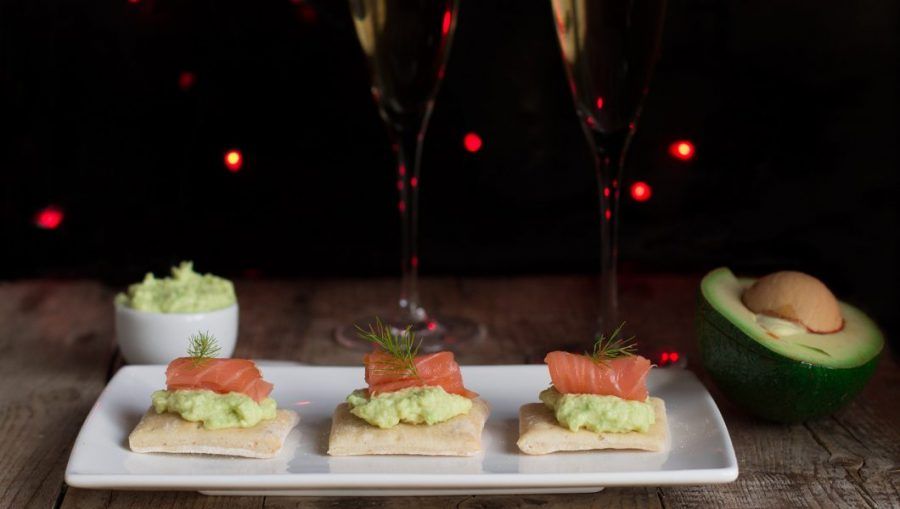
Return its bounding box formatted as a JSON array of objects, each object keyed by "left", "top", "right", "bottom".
[{"left": 1, "top": 1, "right": 897, "bottom": 341}]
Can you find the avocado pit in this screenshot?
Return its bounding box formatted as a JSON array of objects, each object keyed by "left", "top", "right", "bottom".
[{"left": 741, "top": 271, "right": 843, "bottom": 334}]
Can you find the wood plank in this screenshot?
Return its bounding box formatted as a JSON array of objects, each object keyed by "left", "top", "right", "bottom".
[
  {"left": 264, "top": 495, "right": 469, "bottom": 509},
  {"left": 302, "top": 273, "right": 702, "bottom": 365},
  {"left": 232, "top": 280, "right": 317, "bottom": 362},
  {"left": 0, "top": 281, "right": 117, "bottom": 509},
  {"left": 662, "top": 471, "right": 875, "bottom": 508},
  {"left": 295, "top": 277, "right": 538, "bottom": 365},
  {"left": 457, "top": 488, "right": 662, "bottom": 509},
  {"left": 264, "top": 488, "right": 661, "bottom": 509},
  {"left": 60, "top": 488, "right": 263, "bottom": 509},
  {"left": 456, "top": 276, "right": 599, "bottom": 363},
  {"left": 658, "top": 398, "right": 882, "bottom": 507},
  {"left": 671, "top": 392, "right": 897, "bottom": 499},
  {"left": 804, "top": 355, "right": 900, "bottom": 508}
]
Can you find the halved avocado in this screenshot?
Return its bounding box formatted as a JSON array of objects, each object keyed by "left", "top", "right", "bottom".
[{"left": 697, "top": 267, "right": 883, "bottom": 422}]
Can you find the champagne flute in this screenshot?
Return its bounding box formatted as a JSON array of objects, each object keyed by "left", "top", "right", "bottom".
[
  {"left": 550, "top": 0, "right": 666, "bottom": 331},
  {"left": 337, "top": 0, "right": 482, "bottom": 350}
]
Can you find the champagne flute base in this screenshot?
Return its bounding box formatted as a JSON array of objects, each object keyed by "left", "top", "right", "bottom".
[{"left": 334, "top": 314, "right": 485, "bottom": 352}]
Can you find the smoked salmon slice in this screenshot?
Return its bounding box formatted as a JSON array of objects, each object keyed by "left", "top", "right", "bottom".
[
  {"left": 165, "top": 358, "right": 274, "bottom": 403},
  {"left": 364, "top": 350, "right": 477, "bottom": 398},
  {"left": 545, "top": 351, "right": 651, "bottom": 401}
]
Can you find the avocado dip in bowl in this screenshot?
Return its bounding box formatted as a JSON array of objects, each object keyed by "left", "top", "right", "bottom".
[{"left": 115, "top": 261, "right": 238, "bottom": 364}]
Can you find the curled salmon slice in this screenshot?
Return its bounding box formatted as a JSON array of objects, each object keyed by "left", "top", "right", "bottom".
[
  {"left": 166, "top": 358, "right": 274, "bottom": 402},
  {"left": 545, "top": 351, "right": 651, "bottom": 401},
  {"left": 364, "top": 350, "right": 477, "bottom": 398}
]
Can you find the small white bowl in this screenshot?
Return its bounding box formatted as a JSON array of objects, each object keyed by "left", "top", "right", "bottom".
[{"left": 115, "top": 303, "right": 238, "bottom": 364}]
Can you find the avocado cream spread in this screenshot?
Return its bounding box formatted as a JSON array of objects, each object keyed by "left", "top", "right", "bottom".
[
  {"left": 152, "top": 389, "right": 276, "bottom": 430},
  {"left": 116, "top": 261, "right": 236, "bottom": 313},
  {"left": 346, "top": 386, "right": 472, "bottom": 429},
  {"left": 540, "top": 387, "right": 655, "bottom": 433}
]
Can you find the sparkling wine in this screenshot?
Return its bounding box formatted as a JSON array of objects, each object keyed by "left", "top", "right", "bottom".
[
  {"left": 349, "top": 0, "right": 456, "bottom": 130},
  {"left": 551, "top": 0, "right": 666, "bottom": 136}
]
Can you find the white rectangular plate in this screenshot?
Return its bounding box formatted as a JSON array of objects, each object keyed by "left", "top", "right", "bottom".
[{"left": 66, "top": 365, "right": 737, "bottom": 496}]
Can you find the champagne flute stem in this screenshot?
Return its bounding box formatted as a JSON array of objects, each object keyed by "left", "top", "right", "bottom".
[
  {"left": 394, "top": 126, "right": 425, "bottom": 323},
  {"left": 590, "top": 129, "right": 631, "bottom": 332}
]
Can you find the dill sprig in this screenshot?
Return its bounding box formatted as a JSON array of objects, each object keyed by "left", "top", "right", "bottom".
[
  {"left": 355, "top": 318, "right": 421, "bottom": 378},
  {"left": 587, "top": 322, "right": 637, "bottom": 364},
  {"left": 187, "top": 331, "right": 221, "bottom": 366}
]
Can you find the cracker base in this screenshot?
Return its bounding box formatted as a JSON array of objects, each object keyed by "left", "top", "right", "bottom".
[
  {"left": 327, "top": 398, "right": 490, "bottom": 456},
  {"left": 517, "top": 397, "right": 668, "bottom": 455},
  {"left": 128, "top": 408, "right": 299, "bottom": 459}
]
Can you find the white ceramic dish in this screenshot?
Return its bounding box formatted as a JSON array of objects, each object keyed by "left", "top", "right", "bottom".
[
  {"left": 114, "top": 303, "right": 238, "bottom": 364},
  {"left": 65, "top": 365, "right": 737, "bottom": 496}
]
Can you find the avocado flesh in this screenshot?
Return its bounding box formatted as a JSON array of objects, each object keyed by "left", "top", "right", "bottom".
[
  {"left": 698, "top": 267, "right": 883, "bottom": 422},
  {"left": 700, "top": 267, "right": 883, "bottom": 369}
]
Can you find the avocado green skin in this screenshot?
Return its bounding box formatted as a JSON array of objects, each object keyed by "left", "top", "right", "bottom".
[{"left": 697, "top": 293, "right": 880, "bottom": 423}]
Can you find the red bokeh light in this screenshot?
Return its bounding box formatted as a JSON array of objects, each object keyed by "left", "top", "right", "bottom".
[
  {"left": 463, "top": 132, "right": 482, "bottom": 153},
  {"left": 242, "top": 268, "right": 263, "bottom": 278},
  {"left": 34, "top": 205, "right": 64, "bottom": 230},
  {"left": 427, "top": 321, "right": 438, "bottom": 331},
  {"left": 398, "top": 201, "right": 406, "bottom": 213},
  {"left": 595, "top": 97, "right": 604, "bottom": 110},
  {"left": 604, "top": 209, "right": 612, "bottom": 221},
  {"left": 669, "top": 140, "right": 695, "bottom": 161},
  {"left": 603, "top": 187, "right": 610, "bottom": 198},
  {"left": 411, "top": 256, "right": 419, "bottom": 268},
  {"left": 410, "top": 176, "right": 418, "bottom": 188},
  {"left": 441, "top": 10, "right": 452, "bottom": 35},
  {"left": 297, "top": 3, "right": 317, "bottom": 23},
  {"left": 630, "top": 181, "right": 652, "bottom": 202},
  {"left": 178, "top": 71, "right": 195, "bottom": 91},
  {"left": 658, "top": 351, "right": 681, "bottom": 365},
  {"left": 224, "top": 149, "right": 243, "bottom": 172}
]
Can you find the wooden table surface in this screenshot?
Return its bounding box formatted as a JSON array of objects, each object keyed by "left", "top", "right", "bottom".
[{"left": 1, "top": 275, "right": 897, "bottom": 509}]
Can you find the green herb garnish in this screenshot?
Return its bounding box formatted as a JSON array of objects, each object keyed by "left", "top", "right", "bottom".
[
  {"left": 587, "top": 322, "right": 637, "bottom": 364},
  {"left": 356, "top": 318, "right": 421, "bottom": 378},
  {"left": 187, "top": 331, "right": 221, "bottom": 366}
]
